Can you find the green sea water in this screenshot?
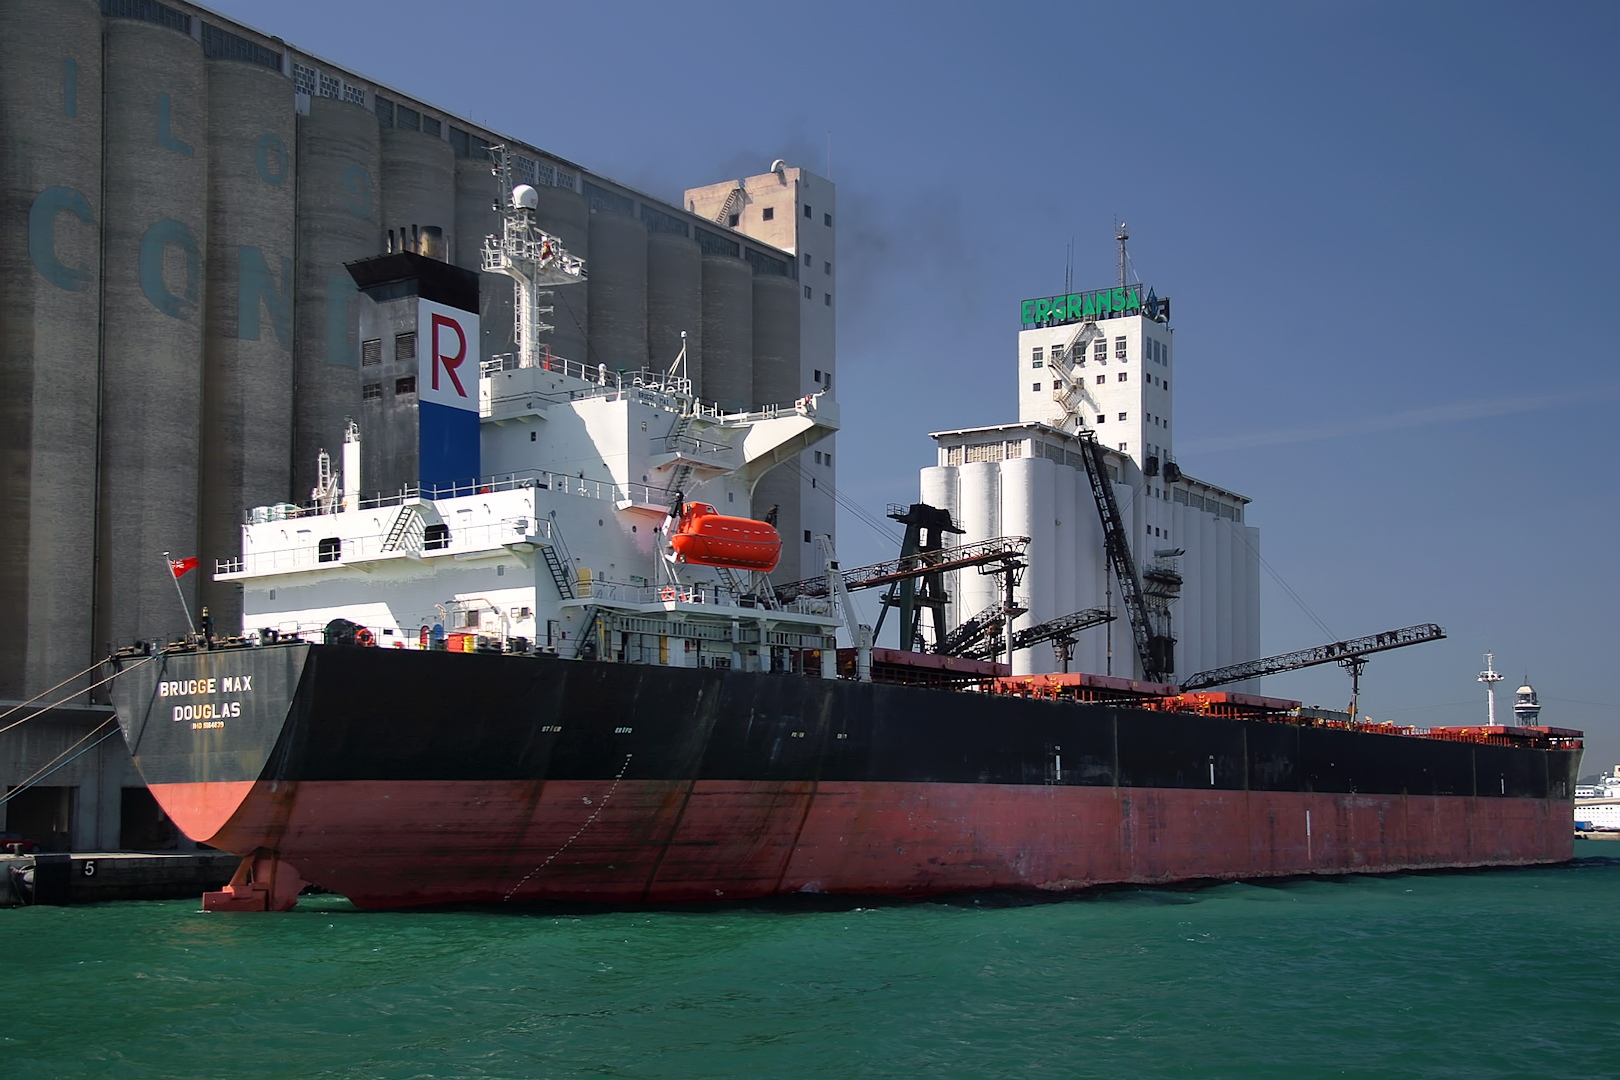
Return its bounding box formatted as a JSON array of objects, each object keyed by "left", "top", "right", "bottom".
[{"left": 4, "top": 844, "right": 1618, "bottom": 1079}]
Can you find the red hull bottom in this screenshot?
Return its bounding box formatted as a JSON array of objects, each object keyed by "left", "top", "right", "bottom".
[{"left": 152, "top": 779, "right": 1575, "bottom": 909}]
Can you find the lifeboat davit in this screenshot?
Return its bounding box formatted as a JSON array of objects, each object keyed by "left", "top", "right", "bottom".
[{"left": 669, "top": 503, "right": 782, "bottom": 572}]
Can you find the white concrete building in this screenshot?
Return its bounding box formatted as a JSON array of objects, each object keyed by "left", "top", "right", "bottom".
[{"left": 920, "top": 282, "right": 1261, "bottom": 683}]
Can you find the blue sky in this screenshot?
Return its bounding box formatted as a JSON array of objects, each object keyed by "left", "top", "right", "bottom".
[{"left": 213, "top": 0, "right": 1620, "bottom": 770}]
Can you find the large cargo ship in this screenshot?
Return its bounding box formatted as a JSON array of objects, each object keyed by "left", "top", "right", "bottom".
[{"left": 106, "top": 183, "right": 1582, "bottom": 911}]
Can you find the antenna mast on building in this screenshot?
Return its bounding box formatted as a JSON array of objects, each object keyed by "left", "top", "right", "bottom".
[
  {"left": 482, "top": 145, "right": 585, "bottom": 367},
  {"left": 1478, "top": 652, "right": 1505, "bottom": 726},
  {"left": 1116, "top": 221, "right": 1129, "bottom": 288}
]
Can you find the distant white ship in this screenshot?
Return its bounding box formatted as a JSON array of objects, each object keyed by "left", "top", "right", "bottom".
[{"left": 1575, "top": 765, "right": 1620, "bottom": 834}]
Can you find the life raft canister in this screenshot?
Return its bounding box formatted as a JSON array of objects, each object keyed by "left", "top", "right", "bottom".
[{"left": 668, "top": 503, "right": 782, "bottom": 572}]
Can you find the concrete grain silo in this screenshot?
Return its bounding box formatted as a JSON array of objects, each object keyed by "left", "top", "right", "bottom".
[
  {"left": 0, "top": 0, "right": 103, "bottom": 696},
  {"left": 97, "top": 17, "right": 209, "bottom": 648},
  {"left": 530, "top": 183, "right": 588, "bottom": 365},
  {"left": 699, "top": 256, "right": 753, "bottom": 412},
  {"left": 748, "top": 273, "right": 803, "bottom": 578},
  {"left": 645, "top": 230, "right": 702, "bottom": 395},
  {"left": 197, "top": 58, "right": 297, "bottom": 630},
  {"left": 454, "top": 156, "right": 512, "bottom": 365},
  {"left": 586, "top": 211, "right": 648, "bottom": 370},
  {"left": 750, "top": 274, "right": 799, "bottom": 408},
  {"left": 380, "top": 127, "right": 454, "bottom": 257},
  {"left": 292, "top": 95, "right": 379, "bottom": 499}
]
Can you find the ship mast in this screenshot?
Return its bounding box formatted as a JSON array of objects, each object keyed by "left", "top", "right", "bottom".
[
  {"left": 481, "top": 145, "right": 585, "bottom": 368},
  {"left": 1478, "top": 651, "right": 1504, "bottom": 726}
]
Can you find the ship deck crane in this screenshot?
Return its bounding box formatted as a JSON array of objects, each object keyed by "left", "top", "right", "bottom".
[
  {"left": 775, "top": 535, "right": 1030, "bottom": 605},
  {"left": 1179, "top": 623, "right": 1447, "bottom": 719},
  {"left": 958, "top": 607, "right": 1115, "bottom": 668}
]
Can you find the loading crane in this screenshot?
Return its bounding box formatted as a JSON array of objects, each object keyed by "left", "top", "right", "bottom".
[
  {"left": 957, "top": 607, "right": 1115, "bottom": 668},
  {"left": 1074, "top": 429, "right": 1176, "bottom": 682},
  {"left": 1179, "top": 622, "right": 1447, "bottom": 719},
  {"left": 774, "top": 535, "right": 1030, "bottom": 605}
]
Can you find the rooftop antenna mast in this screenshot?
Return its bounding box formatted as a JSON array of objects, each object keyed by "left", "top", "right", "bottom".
[
  {"left": 1478, "top": 651, "right": 1505, "bottom": 726},
  {"left": 1116, "top": 220, "right": 1129, "bottom": 288},
  {"left": 1064, "top": 238, "right": 1073, "bottom": 295}
]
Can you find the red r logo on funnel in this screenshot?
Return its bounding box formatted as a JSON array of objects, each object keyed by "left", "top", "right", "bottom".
[{"left": 431, "top": 313, "right": 467, "bottom": 396}]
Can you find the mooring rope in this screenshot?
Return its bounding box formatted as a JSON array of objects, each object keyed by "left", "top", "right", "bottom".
[
  {"left": 0, "top": 654, "right": 154, "bottom": 737},
  {"left": 0, "top": 716, "right": 121, "bottom": 807},
  {"left": 0, "top": 656, "right": 122, "bottom": 726},
  {"left": 502, "top": 752, "right": 634, "bottom": 902}
]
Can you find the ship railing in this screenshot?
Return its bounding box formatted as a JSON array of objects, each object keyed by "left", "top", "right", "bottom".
[
  {"left": 247, "top": 471, "right": 677, "bottom": 523},
  {"left": 581, "top": 578, "right": 831, "bottom": 617},
  {"left": 481, "top": 353, "right": 694, "bottom": 401}
]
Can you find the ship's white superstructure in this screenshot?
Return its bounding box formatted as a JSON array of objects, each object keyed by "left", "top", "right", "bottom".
[
  {"left": 1575, "top": 765, "right": 1620, "bottom": 831},
  {"left": 220, "top": 316, "right": 842, "bottom": 675}
]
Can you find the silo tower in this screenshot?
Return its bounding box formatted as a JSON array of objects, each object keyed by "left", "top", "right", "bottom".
[{"left": 1513, "top": 682, "right": 1543, "bottom": 727}]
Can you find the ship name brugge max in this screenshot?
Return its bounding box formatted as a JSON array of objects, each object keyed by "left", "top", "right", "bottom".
[{"left": 107, "top": 189, "right": 1582, "bottom": 912}]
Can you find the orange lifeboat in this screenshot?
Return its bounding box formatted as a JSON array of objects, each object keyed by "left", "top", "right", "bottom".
[{"left": 669, "top": 503, "right": 782, "bottom": 572}]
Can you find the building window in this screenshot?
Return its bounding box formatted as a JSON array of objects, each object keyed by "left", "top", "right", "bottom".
[
  {"left": 804, "top": 529, "right": 812, "bottom": 543},
  {"left": 1118, "top": 412, "right": 1128, "bottom": 421},
  {"left": 1096, "top": 374, "right": 1105, "bottom": 385},
  {"left": 803, "top": 252, "right": 811, "bottom": 266},
  {"left": 824, "top": 453, "right": 832, "bottom": 466},
  {"left": 1114, "top": 336, "right": 1127, "bottom": 359},
  {"left": 1120, "top": 443, "right": 1128, "bottom": 452},
  {"left": 396, "top": 104, "right": 420, "bottom": 131},
  {"left": 763, "top": 207, "right": 775, "bottom": 221},
  {"left": 1032, "top": 383, "right": 1042, "bottom": 392},
  {"left": 822, "top": 371, "right": 832, "bottom": 389},
  {"left": 1053, "top": 379, "right": 1063, "bottom": 391},
  {"left": 422, "top": 116, "right": 441, "bottom": 137},
  {"left": 318, "top": 72, "right": 340, "bottom": 100},
  {"left": 804, "top": 285, "right": 812, "bottom": 299},
  {"left": 396, "top": 376, "right": 416, "bottom": 395},
  {"left": 374, "top": 97, "right": 394, "bottom": 127},
  {"left": 804, "top": 204, "right": 812, "bottom": 218},
  {"left": 362, "top": 383, "right": 381, "bottom": 401},
  {"left": 293, "top": 63, "right": 317, "bottom": 97},
  {"left": 728, "top": 213, "right": 739, "bottom": 227},
  {"left": 824, "top": 212, "right": 832, "bottom": 226},
  {"left": 361, "top": 339, "right": 381, "bottom": 366},
  {"left": 824, "top": 293, "right": 831, "bottom": 306},
  {"left": 1118, "top": 372, "right": 1128, "bottom": 382},
  {"left": 1096, "top": 414, "right": 1106, "bottom": 423},
  {"left": 1094, "top": 340, "right": 1107, "bottom": 361},
  {"left": 1032, "top": 347, "right": 1044, "bottom": 367},
  {"left": 424, "top": 523, "right": 451, "bottom": 551},
  {"left": 824, "top": 261, "right": 831, "bottom": 275},
  {"left": 395, "top": 332, "right": 416, "bottom": 361},
  {"left": 814, "top": 450, "right": 823, "bottom": 464},
  {"left": 814, "top": 369, "right": 822, "bottom": 382},
  {"left": 343, "top": 82, "right": 365, "bottom": 107},
  {"left": 1164, "top": 380, "right": 1169, "bottom": 391},
  {"left": 318, "top": 537, "right": 341, "bottom": 563}
]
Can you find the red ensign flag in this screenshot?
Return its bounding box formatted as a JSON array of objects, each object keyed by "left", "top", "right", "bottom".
[{"left": 169, "top": 557, "right": 199, "bottom": 578}]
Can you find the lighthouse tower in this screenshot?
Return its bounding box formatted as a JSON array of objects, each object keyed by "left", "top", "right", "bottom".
[{"left": 1513, "top": 682, "right": 1543, "bottom": 727}]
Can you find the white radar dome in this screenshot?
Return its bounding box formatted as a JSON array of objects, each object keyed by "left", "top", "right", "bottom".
[{"left": 512, "top": 184, "right": 540, "bottom": 210}]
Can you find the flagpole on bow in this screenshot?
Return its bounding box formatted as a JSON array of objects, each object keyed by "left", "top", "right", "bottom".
[{"left": 162, "top": 551, "right": 197, "bottom": 637}]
